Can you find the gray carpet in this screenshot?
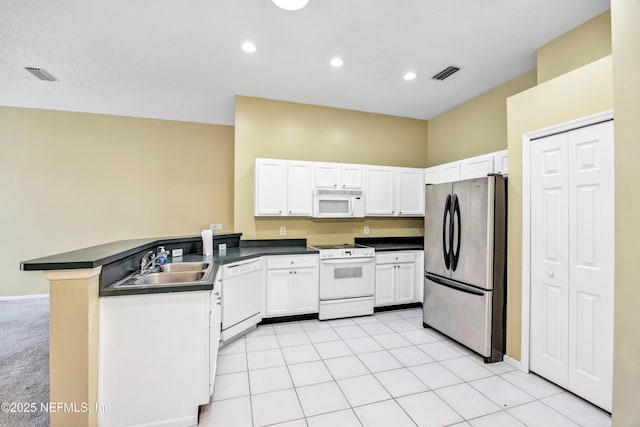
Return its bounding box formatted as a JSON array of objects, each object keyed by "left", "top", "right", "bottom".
[{"left": 0, "top": 298, "right": 49, "bottom": 427}]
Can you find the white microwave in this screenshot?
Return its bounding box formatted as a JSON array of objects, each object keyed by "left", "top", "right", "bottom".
[{"left": 313, "top": 189, "right": 365, "bottom": 218}]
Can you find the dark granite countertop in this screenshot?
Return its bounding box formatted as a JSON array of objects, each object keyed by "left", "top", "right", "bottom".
[
  {"left": 23, "top": 235, "right": 318, "bottom": 297},
  {"left": 213, "top": 245, "right": 318, "bottom": 265},
  {"left": 355, "top": 236, "right": 423, "bottom": 252},
  {"left": 100, "top": 245, "right": 318, "bottom": 297},
  {"left": 20, "top": 234, "right": 241, "bottom": 271}
]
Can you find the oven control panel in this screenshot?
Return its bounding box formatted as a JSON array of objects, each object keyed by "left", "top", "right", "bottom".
[{"left": 318, "top": 248, "right": 374, "bottom": 259}]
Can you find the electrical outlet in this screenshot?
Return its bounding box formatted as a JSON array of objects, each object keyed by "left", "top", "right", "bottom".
[
  {"left": 364, "top": 226, "right": 370, "bottom": 235},
  {"left": 171, "top": 249, "right": 183, "bottom": 258},
  {"left": 279, "top": 227, "right": 286, "bottom": 236},
  {"left": 210, "top": 223, "right": 223, "bottom": 231}
]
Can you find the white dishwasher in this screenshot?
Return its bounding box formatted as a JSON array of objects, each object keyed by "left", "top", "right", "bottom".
[{"left": 220, "top": 257, "right": 264, "bottom": 342}]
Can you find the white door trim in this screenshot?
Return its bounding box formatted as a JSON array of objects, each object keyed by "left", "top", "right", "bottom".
[{"left": 520, "top": 109, "right": 613, "bottom": 373}]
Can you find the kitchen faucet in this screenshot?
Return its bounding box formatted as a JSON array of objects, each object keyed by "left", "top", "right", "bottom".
[{"left": 139, "top": 250, "right": 157, "bottom": 274}]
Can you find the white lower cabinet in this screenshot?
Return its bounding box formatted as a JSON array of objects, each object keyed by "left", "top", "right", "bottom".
[
  {"left": 375, "top": 251, "right": 423, "bottom": 307},
  {"left": 99, "top": 291, "right": 210, "bottom": 427},
  {"left": 264, "top": 255, "right": 319, "bottom": 317}
]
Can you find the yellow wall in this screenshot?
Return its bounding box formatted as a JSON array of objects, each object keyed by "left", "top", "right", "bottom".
[
  {"left": 0, "top": 107, "right": 234, "bottom": 297},
  {"left": 611, "top": 0, "right": 640, "bottom": 424},
  {"left": 427, "top": 70, "right": 537, "bottom": 166},
  {"left": 234, "top": 96, "right": 428, "bottom": 243},
  {"left": 505, "top": 56, "right": 613, "bottom": 359},
  {"left": 537, "top": 11, "right": 611, "bottom": 84}
]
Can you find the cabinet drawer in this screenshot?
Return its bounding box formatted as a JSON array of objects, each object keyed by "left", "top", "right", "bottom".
[
  {"left": 267, "top": 255, "right": 318, "bottom": 270},
  {"left": 376, "top": 251, "right": 416, "bottom": 265}
]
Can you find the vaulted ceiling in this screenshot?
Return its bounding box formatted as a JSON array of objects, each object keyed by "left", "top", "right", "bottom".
[{"left": 0, "top": 0, "right": 610, "bottom": 125}]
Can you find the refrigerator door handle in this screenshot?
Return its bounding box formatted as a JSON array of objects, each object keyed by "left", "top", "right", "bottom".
[
  {"left": 451, "top": 193, "right": 461, "bottom": 271},
  {"left": 425, "top": 272, "right": 484, "bottom": 296},
  {"left": 442, "top": 195, "right": 452, "bottom": 270}
]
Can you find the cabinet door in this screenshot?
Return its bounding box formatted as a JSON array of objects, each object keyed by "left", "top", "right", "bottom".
[
  {"left": 460, "top": 153, "right": 494, "bottom": 180},
  {"left": 341, "top": 164, "right": 363, "bottom": 189},
  {"left": 439, "top": 162, "right": 461, "bottom": 183},
  {"left": 255, "top": 159, "right": 287, "bottom": 216},
  {"left": 395, "top": 263, "right": 416, "bottom": 303},
  {"left": 424, "top": 167, "right": 440, "bottom": 184},
  {"left": 365, "top": 166, "right": 395, "bottom": 215},
  {"left": 493, "top": 149, "right": 508, "bottom": 175},
  {"left": 265, "top": 270, "right": 292, "bottom": 316},
  {"left": 397, "top": 168, "right": 425, "bottom": 216},
  {"left": 291, "top": 268, "right": 318, "bottom": 313},
  {"left": 315, "top": 163, "right": 340, "bottom": 189},
  {"left": 375, "top": 264, "right": 396, "bottom": 306},
  {"left": 287, "top": 161, "right": 314, "bottom": 216}
]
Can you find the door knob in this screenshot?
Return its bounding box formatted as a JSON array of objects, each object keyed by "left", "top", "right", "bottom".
[{"left": 547, "top": 271, "right": 554, "bottom": 278}]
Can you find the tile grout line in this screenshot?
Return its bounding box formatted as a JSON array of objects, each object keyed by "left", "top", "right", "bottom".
[{"left": 209, "top": 309, "right": 607, "bottom": 427}]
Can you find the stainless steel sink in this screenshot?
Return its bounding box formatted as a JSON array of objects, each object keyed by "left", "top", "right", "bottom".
[
  {"left": 138, "top": 271, "right": 205, "bottom": 284},
  {"left": 159, "top": 262, "right": 209, "bottom": 273},
  {"left": 111, "top": 260, "right": 213, "bottom": 288}
]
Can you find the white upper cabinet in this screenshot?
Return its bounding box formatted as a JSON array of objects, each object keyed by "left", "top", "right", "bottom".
[
  {"left": 440, "top": 161, "right": 461, "bottom": 183},
  {"left": 424, "top": 150, "right": 508, "bottom": 184},
  {"left": 365, "top": 166, "right": 395, "bottom": 215},
  {"left": 287, "top": 161, "right": 315, "bottom": 216},
  {"left": 315, "top": 162, "right": 363, "bottom": 189},
  {"left": 424, "top": 167, "right": 440, "bottom": 184},
  {"left": 396, "top": 168, "right": 425, "bottom": 216},
  {"left": 255, "top": 159, "right": 314, "bottom": 216},
  {"left": 460, "top": 153, "right": 494, "bottom": 180},
  {"left": 255, "top": 158, "right": 287, "bottom": 216},
  {"left": 365, "top": 166, "right": 425, "bottom": 217},
  {"left": 493, "top": 149, "right": 508, "bottom": 175}
]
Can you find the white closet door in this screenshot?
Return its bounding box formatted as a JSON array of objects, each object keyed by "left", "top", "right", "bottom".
[
  {"left": 567, "top": 121, "right": 614, "bottom": 411},
  {"left": 530, "top": 132, "right": 570, "bottom": 387}
]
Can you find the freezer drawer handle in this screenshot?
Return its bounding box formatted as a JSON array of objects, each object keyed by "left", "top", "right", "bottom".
[
  {"left": 442, "top": 194, "right": 452, "bottom": 270},
  {"left": 425, "top": 272, "right": 484, "bottom": 296}
]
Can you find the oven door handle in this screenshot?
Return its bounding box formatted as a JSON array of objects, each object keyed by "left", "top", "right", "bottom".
[{"left": 320, "top": 258, "right": 374, "bottom": 265}]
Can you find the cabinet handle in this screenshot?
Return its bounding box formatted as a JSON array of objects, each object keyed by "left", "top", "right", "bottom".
[
  {"left": 547, "top": 271, "right": 554, "bottom": 277},
  {"left": 289, "top": 271, "right": 293, "bottom": 275},
  {"left": 279, "top": 210, "right": 282, "bottom": 214},
  {"left": 294, "top": 271, "right": 297, "bottom": 274},
  {"left": 399, "top": 211, "right": 402, "bottom": 214},
  {"left": 342, "top": 184, "right": 345, "bottom": 188},
  {"left": 334, "top": 184, "right": 337, "bottom": 187},
  {"left": 217, "top": 301, "right": 221, "bottom": 306},
  {"left": 289, "top": 211, "right": 292, "bottom": 214}
]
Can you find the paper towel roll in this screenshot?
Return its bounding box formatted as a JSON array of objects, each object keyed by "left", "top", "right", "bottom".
[{"left": 201, "top": 229, "right": 213, "bottom": 256}]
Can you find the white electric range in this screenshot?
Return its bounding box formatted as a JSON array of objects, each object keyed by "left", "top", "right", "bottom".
[{"left": 310, "top": 244, "right": 376, "bottom": 320}]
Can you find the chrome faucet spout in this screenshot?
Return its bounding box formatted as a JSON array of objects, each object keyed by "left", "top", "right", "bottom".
[{"left": 140, "top": 251, "right": 157, "bottom": 274}]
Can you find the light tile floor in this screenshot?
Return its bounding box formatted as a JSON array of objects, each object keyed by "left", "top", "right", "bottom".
[{"left": 199, "top": 308, "right": 611, "bottom": 427}]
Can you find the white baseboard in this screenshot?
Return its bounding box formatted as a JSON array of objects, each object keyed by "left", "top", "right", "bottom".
[
  {"left": 0, "top": 294, "right": 49, "bottom": 301},
  {"left": 504, "top": 355, "right": 522, "bottom": 371}
]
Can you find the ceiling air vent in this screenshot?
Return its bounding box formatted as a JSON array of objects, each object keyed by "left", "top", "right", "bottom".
[
  {"left": 25, "top": 67, "right": 57, "bottom": 81},
  {"left": 432, "top": 66, "right": 460, "bottom": 81}
]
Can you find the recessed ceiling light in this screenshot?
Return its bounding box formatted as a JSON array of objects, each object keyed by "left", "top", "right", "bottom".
[
  {"left": 272, "top": 0, "right": 309, "bottom": 11},
  {"left": 241, "top": 42, "right": 256, "bottom": 53},
  {"left": 403, "top": 71, "right": 418, "bottom": 81},
  {"left": 330, "top": 57, "right": 345, "bottom": 68}
]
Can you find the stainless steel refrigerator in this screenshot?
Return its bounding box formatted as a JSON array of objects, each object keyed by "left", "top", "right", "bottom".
[{"left": 423, "top": 175, "right": 507, "bottom": 363}]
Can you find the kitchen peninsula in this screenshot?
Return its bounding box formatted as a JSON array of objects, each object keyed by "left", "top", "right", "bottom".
[{"left": 20, "top": 233, "right": 317, "bottom": 427}]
